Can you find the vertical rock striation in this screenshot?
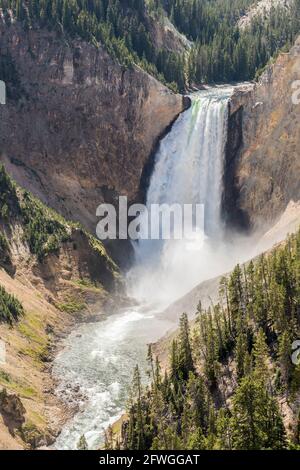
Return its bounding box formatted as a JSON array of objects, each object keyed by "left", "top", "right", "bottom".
[{"left": 224, "top": 37, "right": 300, "bottom": 233}]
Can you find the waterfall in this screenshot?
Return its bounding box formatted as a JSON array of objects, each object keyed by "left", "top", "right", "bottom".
[
  {"left": 128, "top": 87, "right": 233, "bottom": 305},
  {"left": 53, "top": 87, "right": 239, "bottom": 450}
]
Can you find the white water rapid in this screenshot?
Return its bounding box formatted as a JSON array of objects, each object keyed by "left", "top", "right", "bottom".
[{"left": 54, "top": 87, "right": 239, "bottom": 450}]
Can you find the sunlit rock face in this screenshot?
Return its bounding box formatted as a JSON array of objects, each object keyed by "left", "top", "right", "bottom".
[
  {"left": 224, "top": 38, "right": 300, "bottom": 233},
  {"left": 0, "top": 23, "right": 185, "bottom": 243}
]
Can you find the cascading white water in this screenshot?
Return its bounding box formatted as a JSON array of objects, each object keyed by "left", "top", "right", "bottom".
[
  {"left": 54, "top": 87, "right": 238, "bottom": 450},
  {"left": 147, "top": 89, "right": 230, "bottom": 235},
  {"left": 128, "top": 87, "right": 233, "bottom": 306}
]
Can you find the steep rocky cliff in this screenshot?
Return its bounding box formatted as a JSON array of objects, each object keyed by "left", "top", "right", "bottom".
[
  {"left": 0, "top": 168, "right": 122, "bottom": 449},
  {"left": 147, "top": 12, "right": 192, "bottom": 53},
  {"left": 224, "top": 37, "right": 300, "bottom": 233},
  {"left": 0, "top": 22, "right": 186, "bottom": 250}
]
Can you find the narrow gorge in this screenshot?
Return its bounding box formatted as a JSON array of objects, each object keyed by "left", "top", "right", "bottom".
[
  {"left": 1, "top": 0, "right": 300, "bottom": 454},
  {"left": 53, "top": 87, "right": 254, "bottom": 450}
]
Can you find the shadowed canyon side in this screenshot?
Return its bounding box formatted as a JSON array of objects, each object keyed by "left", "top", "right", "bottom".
[
  {"left": 0, "top": 22, "right": 185, "bottom": 241},
  {"left": 224, "top": 37, "right": 300, "bottom": 232}
]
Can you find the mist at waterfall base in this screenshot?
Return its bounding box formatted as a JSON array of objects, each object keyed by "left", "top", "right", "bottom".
[
  {"left": 53, "top": 88, "right": 258, "bottom": 450},
  {"left": 128, "top": 88, "right": 239, "bottom": 307}
]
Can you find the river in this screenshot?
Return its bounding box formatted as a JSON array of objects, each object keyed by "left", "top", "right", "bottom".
[{"left": 53, "top": 87, "right": 235, "bottom": 449}]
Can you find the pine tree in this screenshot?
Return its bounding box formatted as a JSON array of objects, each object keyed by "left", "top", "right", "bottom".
[
  {"left": 235, "top": 330, "right": 248, "bottom": 380},
  {"left": 278, "top": 330, "right": 292, "bottom": 386},
  {"left": 181, "top": 372, "right": 207, "bottom": 441},
  {"left": 232, "top": 377, "right": 261, "bottom": 450},
  {"left": 178, "top": 313, "right": 194, "bottom": 381},
  {"left": 77, "top": 434, "right": 88, "bottom": 450},
  {"left": 228, "top": 264, "right": 244, "bottom": 330},
  {"left": 253, "top": 328, "right": 270, "bottom": 385},
  {"left": 215, "top": 408, "right": 232, "bottom": 450}
]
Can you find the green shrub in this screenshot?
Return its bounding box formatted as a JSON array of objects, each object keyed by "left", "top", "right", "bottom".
[
  {"left": 20, "top": 191, "right": 71, "bottom": 261},
  {"left": 0, "top": 284, "right": 24, "bottom": 324},
  {"left": 57, "top": 297, "right": 87, "bottom": 314},
  {"left": 0, "top": 231, "right": 11, "bottom": 266},
  {"left": 0, "top": 165, "right": 20, "bottom": 220}
]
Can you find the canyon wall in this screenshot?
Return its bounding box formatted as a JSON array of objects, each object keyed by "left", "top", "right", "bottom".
[
  {"left": 224, "top": 37, "right": 300, "bottom": 233},
  {"left": 2, "top": 23, "right": 299, "bottom": 247},
  {"left": 0, "top": 23, "right": 186, "bottom": 246},
  {"left": 0, "top": 167, "right": 123, "bottom": 449}
]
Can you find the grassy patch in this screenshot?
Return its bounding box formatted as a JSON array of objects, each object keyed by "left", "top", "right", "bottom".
[
  {"left": 16, "top": 383, "right": 37, "bottom": 399},
  {"left": 17, "top": 310, "right": 50, "bottom": 366},
  {"left": 19, "top": 421, "right": 45, "bottom": 449},
  {"left": 18, "top": 343, "right": 50, "bottom": 367},
  {"left": 18, "top": 320, "right": 45, "bottom": 346},
  {"left": 72, "top": 278, "right": 104, "bottom": 293},
  {"left": 0, "top": 369, "right": 37, "bottom": 399},
  {"left": 29, "top": 410, "right": 46, "bottom": 428},
  {"left": 0, "top": 369, "right": 11, "bottom": 384},
  {"left": 57, "top": 297, "right": 87, "bottom": 314}
]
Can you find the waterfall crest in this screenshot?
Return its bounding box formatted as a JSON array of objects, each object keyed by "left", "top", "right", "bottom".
[{"left": 129, "top": 88, "right": 233, "bottom": 305}]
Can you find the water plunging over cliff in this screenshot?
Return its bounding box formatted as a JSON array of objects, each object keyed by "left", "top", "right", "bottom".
[
  {"left": 129, "top": 88, "right": 233, "bottom": 305},
  {"left": 54, "top": 87, "right": 235, "bottom": 450},
  {"left": 147, "top": 90, "right": 230, "bottom": 235}
]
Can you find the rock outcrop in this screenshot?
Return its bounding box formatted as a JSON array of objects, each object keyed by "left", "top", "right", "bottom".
[
  {"left": 0, "top": 22, "right": 186, "bottom": 249},
  {"left": 0, "top": 168, "right": 123, "bottom": 450},
  {"left": 147, "top": 13, "right": 192, "bottom": 53},
  {"left": 0, "top": 167, "right": 122, "bottom": 308},
  {"left": 223, "top": 37, "right": 300, "bottom": 233},
  {"left": 0, "top": 388, "right": 26, "bottom": 428}
]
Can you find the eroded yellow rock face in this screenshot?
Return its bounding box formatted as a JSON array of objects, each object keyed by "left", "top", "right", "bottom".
[
  {"left": 0, "top": 23, "right": 185, "bottom": 238},
  {"left": 224, "top": 37, "right": 300, "bottom": 233}
]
